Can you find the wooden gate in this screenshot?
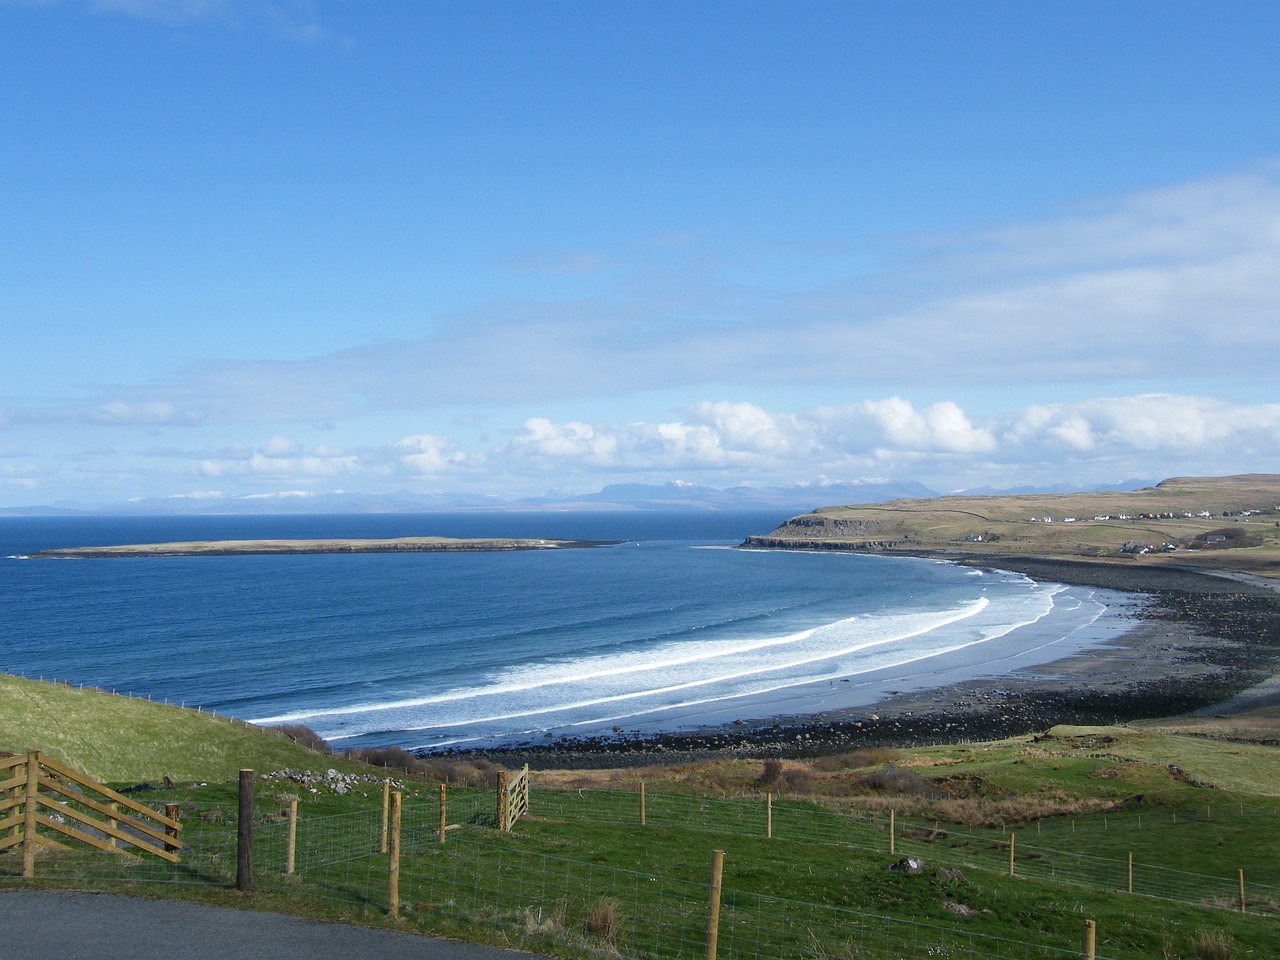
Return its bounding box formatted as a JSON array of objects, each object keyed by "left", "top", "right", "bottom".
[
  {"left": 1, "top": 750, "right": 182, "bottom": 877},
  {"left": 496, "top": 764, "right": 530, "bottom": 832}
]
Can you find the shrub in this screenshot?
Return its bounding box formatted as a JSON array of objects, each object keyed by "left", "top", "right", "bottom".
[
  {"left": 271, "top": 724, "right": 330, "bottom": 754},
  {"left": 758, "top": 759, "right": 784, "bottom": 788},
  {"left": 812, "top": 748, "right": 901, "bottom": 772},
  {"left": 418, "top": 757, "right": 504, "bottom": 787},
  {"left": 854, "top": 764, "right": 941, "bottom": 799},
  {"left": 343, "top": 745, "right": 425, "bottom": 775},
  {"left": 757, "top": 759, "right": 814, "bottom": 794}
]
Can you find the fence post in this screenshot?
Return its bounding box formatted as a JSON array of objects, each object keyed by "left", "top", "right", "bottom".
[
  {"left": 1239, "top": 869, "right": 1246, "bottom": 914},
  {"left": 237, "top": 768, "right": 254, "bottom": 893},
  {"left": 1081, "top": 919, "right": 1096, "bottom": 960},
  {"left": 1009, "top": 832, "right": 1015, "bottom": 877},
  {"left": 107, "top": 801, "right": 119, "bottom": 850},
  {"left": 640, "top": 781, "right": 646, "bottom": 827},
  {"left": 22, "top": 751, "right": 39, "bottom": 878},
  {"left": 165, "top": 803, "right": 180, "bottom": 852},
  {"left": 766, "top": 792, "right": 772, "bottom": 840},
  {"left": 381, "top": 780, "right": 390, "bottom": 854},
  {"left": 889, "top": 809, "right": 895, "bottom": 855},
  {"left": 286, "top": 799, "right": 298, "bottom": 875},
  {"left": 388, "top": 791, "right": 402, "bottom": 918},
  {"left": 497, "top": 770, "right": 508, "bottom": 832},
  {"left": 1127, "top": 852, "right": 1132, "bottom": 894},
  {"left": 705, "top": 849, "right": 725, "bottom": 960},
  {"left": 438, "top": 783, "right": 447, "bottom": 843}
]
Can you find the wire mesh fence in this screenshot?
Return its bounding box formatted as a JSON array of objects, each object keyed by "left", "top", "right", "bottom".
[
  {"left": 530, "top": 786, "right": 1280, "bottom": 917},
  {"left": 4, "top": 776, "right": 1270, "bottom": 958},
  {"left": 0, "top": 799, "right": 237, "bottom": 888}
]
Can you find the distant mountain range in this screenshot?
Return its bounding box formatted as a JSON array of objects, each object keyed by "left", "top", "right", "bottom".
[{"left": 0, "top": 477, "right": 1157, "bottom": 517}]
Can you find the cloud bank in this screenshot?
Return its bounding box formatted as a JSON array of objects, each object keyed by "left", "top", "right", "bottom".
[{"left": 3, "top": 166, "right": 1279, "bottom": 503}]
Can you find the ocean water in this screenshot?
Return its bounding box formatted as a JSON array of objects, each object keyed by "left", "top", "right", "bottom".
[{"left": 0, "top": 512, "right": 1137, "bottom": 751}]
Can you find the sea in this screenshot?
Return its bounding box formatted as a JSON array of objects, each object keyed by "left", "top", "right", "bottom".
[{"left": 0, "top": 512, "right": 1139, "bottom": 753}]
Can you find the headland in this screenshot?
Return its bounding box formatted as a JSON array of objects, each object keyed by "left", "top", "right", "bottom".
[{"left": 26, "top": 536, "right": 617, "bottom": 559}]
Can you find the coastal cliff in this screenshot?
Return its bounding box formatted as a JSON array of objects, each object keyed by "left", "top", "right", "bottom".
[{"left": 741, "top": 474, "right": 1280, "bottom": 578}]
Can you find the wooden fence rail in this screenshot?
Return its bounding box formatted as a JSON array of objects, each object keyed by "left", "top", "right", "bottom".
[
  {"left": 496, "top": 764, "right": 530, "bottom": 832},
  {"left": 0, "top": 751, "right": 182, "bottom": 877}
]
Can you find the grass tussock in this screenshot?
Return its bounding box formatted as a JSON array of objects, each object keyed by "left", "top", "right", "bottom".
[
  {"left": 584, "top": 897, "right": 624, "bottom": 948},
  {"left": 1190, "top": 928, "right": 1234, "bottom": 960}
]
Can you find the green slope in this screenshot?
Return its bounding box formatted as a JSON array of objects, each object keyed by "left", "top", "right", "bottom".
[{"left": 0, "top": 673, "right": 341, "bottom": 784}]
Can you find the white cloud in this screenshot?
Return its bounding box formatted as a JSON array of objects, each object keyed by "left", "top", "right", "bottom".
[
  {"left": 511, "top": 419, "right": 619, "bottom": 464},
  {"left": 197, "top": 450, "right": 359, "bottom": 479},
  {"left": 811, "top": 399, "right": 996, "bottom": 456},
  {"left": 495, "top": 394, "right": 1280, "bottom": 490},
  {"left": 261, "top": 434, "right": 301, "bottom": 456},
  {"left": 92, "top": 400, "right": 199, "bottom": 426},
  {"left": 395, "top": 434, "right": 469, "bottom": 475},
  {"left": 1000, "top": 395, "right": 1280, "bottom": 457}
]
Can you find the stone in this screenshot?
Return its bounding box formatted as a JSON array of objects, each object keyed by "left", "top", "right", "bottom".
[{"left": 887, "top": 857, "right": 927, "bottom": 875}]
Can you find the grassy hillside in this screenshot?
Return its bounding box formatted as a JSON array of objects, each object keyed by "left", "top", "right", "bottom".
[
  {"left": 0, "top": 673, "right": 347, "bottom": 784},
  {"left": 5, "top": 675, "right": 1278, "bottom": 959},
  {"left": 750, "top": 474, "right": 1280, "bottom": 576}
]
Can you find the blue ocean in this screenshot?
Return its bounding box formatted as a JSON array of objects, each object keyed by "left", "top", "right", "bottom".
[{"left": 0, "top": 512, "right": 1134, "bottom": 752}]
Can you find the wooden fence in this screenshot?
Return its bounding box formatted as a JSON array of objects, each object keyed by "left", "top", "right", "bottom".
[
  {"left": 496, "top": 764, "right": 529, "bottom": 832},
  {"left": 0, "top": 751, "right": 182, "bottom": 877}
]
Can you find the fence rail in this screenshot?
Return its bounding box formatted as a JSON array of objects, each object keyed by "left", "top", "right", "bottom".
[{"left": 0, "top": 751, "right": 182, "bottom": 877}]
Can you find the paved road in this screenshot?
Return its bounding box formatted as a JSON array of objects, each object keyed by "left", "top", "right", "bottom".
[{"left": 0, "top": 891, "right": 538, "bottom": 960}]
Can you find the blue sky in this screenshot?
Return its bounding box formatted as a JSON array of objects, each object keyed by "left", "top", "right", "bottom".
[{"left": 3, "top": 0, "right": 1279, "bottom": 507}]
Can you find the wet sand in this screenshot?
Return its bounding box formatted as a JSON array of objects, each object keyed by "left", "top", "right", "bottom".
[{"left": 438, "top": 556, "right": 1280, "bottom": 768}]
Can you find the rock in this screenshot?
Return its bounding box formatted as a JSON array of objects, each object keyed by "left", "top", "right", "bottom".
[
  {"left": 887, "top": 857, "right": 927, "bottom": 874},
  {"left": 943, "top": 901, "right": 973, "bottom": 917},
  {"left": 937, "top": 866, "right": 968, "bottom": 883}
]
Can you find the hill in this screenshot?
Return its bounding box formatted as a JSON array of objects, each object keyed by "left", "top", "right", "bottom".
[
  {"left": 745, "top": 474, "right": 1280, "bottom": 579},
  {"left": 0, "top": 674, "right": 344, "bottom": 784}
]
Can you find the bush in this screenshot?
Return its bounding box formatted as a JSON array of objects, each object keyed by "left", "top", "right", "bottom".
[
  {"left": 418, "top": 757, "right": 505, "bottom": 787},
  {"left": 812, "top": 748, "right": 901, "bottom": 772},
  {"left": 853, "top": 764, "right": 941, "bottom": 799},
  {"left": 271, "top": 724, "right": 330, "bottom": 754},
  {"left": 756, "top": 759, "right": 814, "bottom": 794},
  {"left": 343, "top": 745, "right": 425, "bottom": 775},
  {"left": 758, "top": 759, "right": 784, "bottom": 788}
]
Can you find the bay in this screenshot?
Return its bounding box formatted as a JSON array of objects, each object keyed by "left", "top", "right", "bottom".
[{"left": 0, "top": 512, "right": 1136, "bottom": 751}]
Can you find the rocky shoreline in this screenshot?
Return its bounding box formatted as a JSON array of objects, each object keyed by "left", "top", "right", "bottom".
[{"left": 428, "top": 556, "right": 1280, "bottom": 769}]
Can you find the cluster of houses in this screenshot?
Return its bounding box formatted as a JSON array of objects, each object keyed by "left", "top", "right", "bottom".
[
  {"left": 1020, "top": 505, "right": 1279, "bottom": 556},
  {"left": 1027, "top": 509, "right": 1271, "bottom": 524}
]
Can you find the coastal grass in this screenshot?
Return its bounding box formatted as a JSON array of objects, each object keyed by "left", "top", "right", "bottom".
[
  {"left": 0, "top": 673, "right": 352, "bottom": 784},
  {"left": 5, "top": 676, "right": 1279, "bottom": 958}
]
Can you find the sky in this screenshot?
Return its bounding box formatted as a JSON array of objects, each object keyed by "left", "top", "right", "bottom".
[{"left": 2, "top": 0, "right": 1279, "bottom": 508}]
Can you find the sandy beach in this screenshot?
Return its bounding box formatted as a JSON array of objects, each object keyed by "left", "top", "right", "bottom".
[{"left": 442, "top": 556, "right": 1280, "bottom": 768}]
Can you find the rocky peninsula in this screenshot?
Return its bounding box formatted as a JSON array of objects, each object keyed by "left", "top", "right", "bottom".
[{"left": 27, "top": 536, "right": 617, "bottom": 559}]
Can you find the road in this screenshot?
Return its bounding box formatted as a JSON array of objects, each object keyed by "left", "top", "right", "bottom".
[{"left": 0, "top": 890, "right": 539, "bottom": 960}]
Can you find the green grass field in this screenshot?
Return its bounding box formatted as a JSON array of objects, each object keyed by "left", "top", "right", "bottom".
[{"left": 4, "top": 674, "right": 1278, "bottom": 959}]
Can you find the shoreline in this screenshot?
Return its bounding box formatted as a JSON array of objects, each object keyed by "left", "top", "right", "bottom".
[{"left": 435, "top": 555, "right": 1280, "bottom": 769}]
